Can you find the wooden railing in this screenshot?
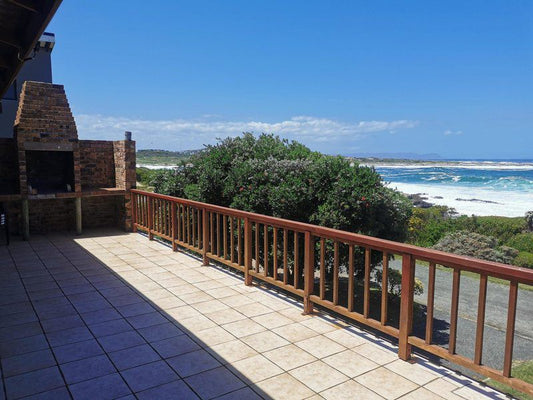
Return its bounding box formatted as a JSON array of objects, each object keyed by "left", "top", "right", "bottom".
[{"left": 131, "top": 189, "right": 533, "bottom": 396}]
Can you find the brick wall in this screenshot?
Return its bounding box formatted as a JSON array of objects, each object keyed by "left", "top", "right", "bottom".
[
  {"left": 79, "top": 140, "right": 116, "bottom": 189},
  {"left": 28, "top": 198, "right": 76, "bottom": 233},
  {"left": 82, "top": 197, "right": 123, "bottom": 228}
]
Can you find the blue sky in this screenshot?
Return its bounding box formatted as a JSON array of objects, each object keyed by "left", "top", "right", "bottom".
[{"left": 47, "top": 1, "right": 532, "bottom": 159}]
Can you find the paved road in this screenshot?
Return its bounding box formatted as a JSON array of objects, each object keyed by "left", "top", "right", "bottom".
[{"left": 390, "top": 260, "right": 533, "bottom": 371}]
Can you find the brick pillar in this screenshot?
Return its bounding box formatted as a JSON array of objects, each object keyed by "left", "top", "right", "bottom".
[{"left": 113, "top": 134, "right": 136, "bottom": 231}]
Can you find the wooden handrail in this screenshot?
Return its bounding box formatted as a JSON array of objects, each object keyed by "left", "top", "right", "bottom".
[
  {"left": 132, "top": 189, "right": 533, "bottom": 284},
  {"left": 131, "top": 189, "right": 533, "bottom": 396}
]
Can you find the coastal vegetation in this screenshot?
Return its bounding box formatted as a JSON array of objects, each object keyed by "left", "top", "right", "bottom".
[{"left": 136, "top": 137, "right": 533, "bottom": 270}]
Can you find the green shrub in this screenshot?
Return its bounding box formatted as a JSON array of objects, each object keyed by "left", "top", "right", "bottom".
[
  {"left": 514, "top": 252, "right": 533, "bottom": 269},
  {"left": 506, "top": 233, "right": 533, "bottom": 253},
  {"left": 375, "top": 268, "right": 424, "bottom": 296},
  {"left": 432, "top": 231, "right": 518, "bottom": 264},
  {"left": 452, "top": 215, "right": 525, "bottom": 244}
]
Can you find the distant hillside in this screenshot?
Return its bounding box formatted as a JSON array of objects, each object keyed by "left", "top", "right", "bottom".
[{"left": 136, "top": 149, "right": 201, "bottom": 165}]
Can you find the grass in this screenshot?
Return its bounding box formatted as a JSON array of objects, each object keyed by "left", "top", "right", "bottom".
[{"left": 485, "top": 360, "right": 533, "bottom": 400}]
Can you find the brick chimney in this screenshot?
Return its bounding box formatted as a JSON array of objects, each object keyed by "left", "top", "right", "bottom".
[{"left": 14, "top": 81, "right": 81, "bottom": 195}]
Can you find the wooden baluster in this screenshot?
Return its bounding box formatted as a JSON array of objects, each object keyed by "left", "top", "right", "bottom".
[
  {"left": 202, "top": 208, "right": 208, "bottom": 265},
  {"left": 263, "top": 225, "right": 268, "bottom": 276},
  {"left": 171, "top": 202, "right": 177, "bottom": 251},
  {"left": 273, "top": 227, "right": 278, "bottom": 280},
  {"left": 210, "top": 212, "right": 214, "bottom": 254},
  {"left": 425, "top": 262, "right": 436, "bottom": 343},
  {"left": 192, "top": 208, "right": 197, "bottom": 247},
  {"left": 147, "top": 197, "right": 153, "bottom": 240},
  {"left": 131, "top": 193, "right": 137, "bottom": 232},
  {"left": 474, "top": 273, "right": 487, "bottom": 364},
  {"left": 320, "top": 238, "right": 325, "bottom": 300},
  {"left": 294, "top": 232, "right": 299, "bottom": 288},
  {"left": 238, "top": 219, "right": 242, "bottom": 266},
  {"left": 223, "top": 215, "right": 228, "bottom": 260},
  {"left": 348, "top": 244, "right": 354, "bottom": 312},
  {"left": 178, "top": 204, "right": 182, "bottom": 242},
  {"left": 364, "top": 247, "right": 371, "bottom": 318},
  {"left": 186, "top": 206, "right": 190, "bottom": 244},
  {"left": 216, "top": 214, "right": 221, "bottom": 256},
  {"left": 255, "top": 223, "right": 259, "bottom": 272},
  {"left": 303, "top": 231, "right": 314, "bottom": 314},
  {"left": 381, "top": 252, "right": 389, "bottom": 326},
  {"left": 503, "top": 281, "right": 518, "bottom": 377},
  {"left": 230, "top": 217, "right": 235, "bottom": 263},
  {"left": 244, "top": 218, "right": 252, "bottom": 286},
  {"left": 283, "top": 229, "right": 288, "bottom": 284},
  {"left": 449, "top": 268, "right": 461, "bottom": 354},
  {"left": 398, "top": 254, "right": 415, "bottom": 360},
  {"left": 333, "top": 241, "right": 339, "bottom": 305}
]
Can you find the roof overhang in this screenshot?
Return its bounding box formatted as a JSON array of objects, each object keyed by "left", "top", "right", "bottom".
[{"left": 0, "top": 0, "right": 62, "bottom": 98}]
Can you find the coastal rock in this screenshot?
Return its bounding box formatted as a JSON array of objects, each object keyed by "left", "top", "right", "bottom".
[
  {"left": 408, "top": 193, "right": 434, "bottom": 208},
  {"left": 455, "top": 198, "right": 501, "bottom": 205}
]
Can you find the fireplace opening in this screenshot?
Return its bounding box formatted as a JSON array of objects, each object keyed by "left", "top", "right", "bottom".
[{"left": 26, "top": 150, "right": 75, "bottom": 194}]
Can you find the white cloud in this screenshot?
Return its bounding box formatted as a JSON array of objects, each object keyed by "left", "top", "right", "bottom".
[
  {"left": 444, "top": 129, "right": 463, "bottom": 136},
  {"left": 74, "top": 114, "right": 419, "bottom": 150}
]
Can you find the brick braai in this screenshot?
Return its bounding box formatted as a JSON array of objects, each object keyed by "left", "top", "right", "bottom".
[{"left": 0, "top": 81, "right": 136, "bottom": 237}]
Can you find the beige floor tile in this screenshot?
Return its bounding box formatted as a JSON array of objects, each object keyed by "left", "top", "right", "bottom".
[
  {"left": 205, "top": 308, "right": 247, "bottom": 325},
  {"left": 195, "top": 326, "right": 236, "bottom": 347},
  {"left": 295, "top": 335, "right": 346, "bottom": 358},
  {"left": 385, "top": 359, "right": 439, "bottom": 386},
  {"left": 194, "top": 279, "right": 226, "bottom": 291},
  {"left": 252, "top": 312, "right": 294, "bottom": 329},
  {"left": 278, "top": 307, "right": 311, "bottom": 322},
  {"left": 192, "top": 299, "right": 229, "bottom": 314},
  {"left": 207, "top": 339, "right": 258, "bottom": 364},
  {"left": 206, "top": 287, "right": 241, "bottom": 299},
  {"left": 300, "top": 318, "right": 338, "bottom": 334},
  {"left": 165, "top": 305, "right": 201, "bottom": 320},
  {"left": 220, "top": 294, "right": 256, "bottom": 307},
  {"left": 238, "top": 302, "right": 273, "bottom": 318},
  {"left": 323, "top": 349, "right": 379, "bottom": 378},
  {"left": 289, "top": 360, "right": 348, "bottom": 393},
  {"left": 324, "top": 328, "right": 368, "bottom": 348},
  {"left": 399, "top": 387, "right": 445, "bottom": 400},
  {"left": 355, "top": 367, "right": 418, "bottom": 399},
  {"left": 222, "top": 318, "right": 266, "bottom": 338},
  {"left": 353, "top": 343, "right": 397, "bottom": 365},
  {"left": 320, "top": 380, "right": 384, "bottom": 400},
  {"left": 151, "top": 296, "right": 185, "bottom": 310},
  {"left": 178, "top": 314, "right": 217, "bottom": 332},
  {"left": 230, "top": 354, "right": 283, "bottom": 383},
  {"left": 241, "top": 330, "right": 290, "bottom": 353},
  {"left": 452, "top": 384, "right": 508, "bottom": 400},
  {"left": 256, "top": 372, "right": 315, "bottom": 400},
  {"left": 272, "top": 323, "right": 319, "bottom": 343},
  {"left": 263, "top": 344, "right": 317, "bottom": 371},
  {"left": 178, "top": 290, "right": 215, "bottom": 305}
]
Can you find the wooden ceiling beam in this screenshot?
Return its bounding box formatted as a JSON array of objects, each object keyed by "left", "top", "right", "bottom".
[{"left": 0, "top": 31, "right": 22, "bottom": 49}]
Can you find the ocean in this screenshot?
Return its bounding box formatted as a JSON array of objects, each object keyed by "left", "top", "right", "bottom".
[{"left": 372, "top": 160, "right": 533, "bottom": 217}]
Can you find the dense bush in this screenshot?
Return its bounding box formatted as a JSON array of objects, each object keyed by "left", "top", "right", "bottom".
[
  {"left": 432, "top": 231, "right": 518, "bottom": 264},
  {"left": 506, "top": 233, "right": 533, "bottom": 253},
  {"left": 151, "top": 133, "right": 412, "bottom": 278},
  {"left": 514, "top": 252, "right": 533, "bottom": 269}
]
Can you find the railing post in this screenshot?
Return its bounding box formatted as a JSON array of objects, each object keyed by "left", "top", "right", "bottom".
[
  {"left": 131, "top": 192, "right": 137, "bottom": 233},
  {"left": 147, "top": 196, "right": 153, "bottom": 240},
  {"left": 202, "top": 208, "right": 209, "bottom": 266},
  {"left": 171, "top": 202, "right": 177, "bottom": 251},
  {"left": 303, "top": 231, "right": 314, "bottom": 315},
  {"left": 398, "top": 253, "right": 415, "bottom": 360},
  {"left": 244, "top": 217, "right": 253, "bottom": 286}
]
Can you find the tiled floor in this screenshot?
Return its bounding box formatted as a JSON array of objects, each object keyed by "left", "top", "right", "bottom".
[{"left": 0, "top": 230, "right": 510, "bottom": 400}]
